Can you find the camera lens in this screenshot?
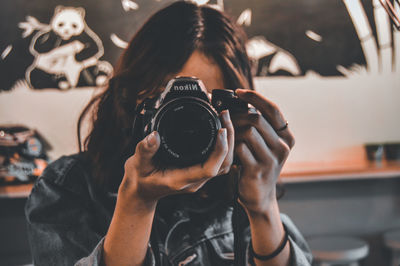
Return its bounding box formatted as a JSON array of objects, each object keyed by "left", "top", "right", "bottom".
[{"left": 152, "top": 98, "right": 220, "bottom": 167}]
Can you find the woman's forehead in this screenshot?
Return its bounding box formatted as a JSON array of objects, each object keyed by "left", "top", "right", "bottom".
[
  {"left": 174, "top": 51, "right": 225, "bottom": 93},
  {"left": 137, "top": 51, "right": 225, "bottom": 104}
]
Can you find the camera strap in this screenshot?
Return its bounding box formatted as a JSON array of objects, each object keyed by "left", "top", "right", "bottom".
[{"left": 232, "top": 166, "right": 245, "bottom": 266}]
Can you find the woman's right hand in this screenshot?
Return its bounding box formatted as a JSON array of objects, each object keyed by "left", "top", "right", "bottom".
[{"left": 119, "top": 110, "right": 234, "bottom": 207}]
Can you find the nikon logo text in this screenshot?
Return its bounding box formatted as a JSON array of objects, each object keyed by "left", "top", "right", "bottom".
[{"left": 173, "top": 84, "right": 199, "bottom": 91}]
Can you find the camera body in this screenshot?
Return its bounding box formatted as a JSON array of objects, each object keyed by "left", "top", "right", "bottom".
[{"left": 140, "top": 76, "right": 248, "bottom": 168}]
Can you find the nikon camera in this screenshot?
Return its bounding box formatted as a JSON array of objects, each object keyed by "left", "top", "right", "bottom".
[{"left": 140, "top": 76, "right": 248, "bottom": 168}]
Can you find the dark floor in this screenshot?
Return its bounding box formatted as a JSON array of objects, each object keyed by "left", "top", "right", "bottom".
[
  {"left": 0, "top": 198, "right": 32, "bottom": 266},
  {"left": 1, "top": 177, "right": 400, "bottom": 265}
]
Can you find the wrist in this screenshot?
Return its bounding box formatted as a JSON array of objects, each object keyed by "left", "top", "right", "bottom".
[
  {"left": 117, "top": 191, "right": 158, "bottom": 215},
  {"left": 249, "top": 223, "right": 289, "bottom": 262},
  {"left": 243, "top": 189, "right": 278, "bottom": 218},
  {"left": 245, "top": 199, "right": 290, "bottom": 264},
  {"left": 118, "top": 178, "right": 158, "bottom": 213},
  {"left": 245, "top": 197, "right": 279, "bottom": 223}
]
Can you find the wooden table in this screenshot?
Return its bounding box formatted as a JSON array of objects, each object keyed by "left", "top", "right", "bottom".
[
  {"left": 280, "top": 160, "right": 400, "bottom": 183},
  {"left": 1, "top": 160, "right": 400, "bottom": 197},
  {"left": 0, "top": 183, "right": 33, "bottom": 198}
]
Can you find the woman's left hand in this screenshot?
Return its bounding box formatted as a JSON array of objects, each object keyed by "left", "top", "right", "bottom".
[{"left": 231, "top": 89, "right": 295, "bottom": 215}]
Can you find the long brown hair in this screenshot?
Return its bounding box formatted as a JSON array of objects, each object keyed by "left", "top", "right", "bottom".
[{"left": 78, "top": 1, "right": 254, "bottom": 192}]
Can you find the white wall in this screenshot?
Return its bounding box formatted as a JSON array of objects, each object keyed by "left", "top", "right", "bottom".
[
  {"left": 254, "top": 73, "right": 400, "bottom": 171},
  {"left": 0, "top": 84, "right": 94, "bottom": 159},
  {"left": 0, "top": 73, "right": 399, "bottom": 167}
]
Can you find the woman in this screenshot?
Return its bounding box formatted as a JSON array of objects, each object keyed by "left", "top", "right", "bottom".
[{"left": 25, "top": 2, "right": 312, "bottom": 265}]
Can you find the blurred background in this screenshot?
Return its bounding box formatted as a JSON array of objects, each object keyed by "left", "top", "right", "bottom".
[{"left": 0, "top": 0, "right": 399, "bottom": 265}]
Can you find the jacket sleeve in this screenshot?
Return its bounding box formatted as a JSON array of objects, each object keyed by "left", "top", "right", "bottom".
[
  {"left": 75, "top": 237, "right": 156, "bottom": 266},
  {"left": 25, "top": 158, "right": 155, "bottom": 266},
  {"left": 246, "top": 213, "right": 313, "bottom": 266},
  {"left": 281, "top": 213, "right": 313, "bottom": 266}
]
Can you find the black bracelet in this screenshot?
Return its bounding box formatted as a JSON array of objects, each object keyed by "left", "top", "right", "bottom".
[{"left": 249, "top": 224, "right": 289, "bottom": 261}]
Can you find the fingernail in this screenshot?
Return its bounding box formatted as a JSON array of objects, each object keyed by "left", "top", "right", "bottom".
[
  {"left": 147, "top": 131, "right": 158, "bottom": 147},
  {"left": 235, "top": 89, "right": 246, "bottom": 94},
  {"left": 221, "top": 110, "right": 230, "bottom": 122},
  {"left": 221, "top": 128, "right": 227, "bottom": 138}
]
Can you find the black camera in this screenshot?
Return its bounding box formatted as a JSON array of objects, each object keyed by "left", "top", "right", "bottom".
[{"left": 139, "top": 76, "right": 248, "bottom": 168}]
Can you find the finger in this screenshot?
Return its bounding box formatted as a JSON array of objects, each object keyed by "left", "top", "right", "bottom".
[
  {"left": 276, "top": 123, "right": 295, "bottom": 149},
  {"left": 202, "top": 128, "right": 229, "bottom": 175},
  {"left": 163, "top": 128, "right": 229, "bottom": 188},
  {"left": 133, "top": 131, "right": 160, "bottom": 175},
  {"left": 235, "top": 89, "right": 284, "bottom": 129},
  {"left": 232, "top": 113, "right": 291, "bottom": 162},
  {"left": 232, "top": 112, "right": 281, "bottom": 151},
  {"left": 177, "top": 178, "right": 211, "bottom": 194},
  {"left": 235, "top": 89, "right": 295, "bottom": 148},
  {"left": 235, "top": 142, "right": 257, "bottom": 170},
  {"left": 219, "top": 110, "right": 234, "bottom": 175},
  {"left": 235, "top": 126, "right": 274, "bottom": 164}
]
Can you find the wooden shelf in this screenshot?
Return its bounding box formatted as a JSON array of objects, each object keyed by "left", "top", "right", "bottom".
[
  {"left": 0, "top": 183, "right": 33, "bottom": 198},
  {"left": 1, "top": 161, "right": 400, "bottom": 198},
  {"left": 280, "top": 160, "right": 400, "bottom": 183}
]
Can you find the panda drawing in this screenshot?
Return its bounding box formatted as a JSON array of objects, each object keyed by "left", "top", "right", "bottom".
[{"left": 23, "top": 6, "right": 112, "bottom": 89}]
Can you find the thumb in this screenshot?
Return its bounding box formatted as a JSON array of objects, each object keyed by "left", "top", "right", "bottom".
[{"left": 134, "top": 131, "right": 160, "bottom": 175}]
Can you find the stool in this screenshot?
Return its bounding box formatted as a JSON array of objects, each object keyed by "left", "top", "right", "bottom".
[
  {"left": 383, "top": 229, "right": 400, "bottom": 266},
  {"left": 307, "top": 236, "right": 369, "bottom": 266}
]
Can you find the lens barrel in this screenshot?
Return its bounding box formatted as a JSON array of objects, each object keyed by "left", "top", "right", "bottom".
[{"left": 151, "top": 97, "right": 221, "bottom": 167}]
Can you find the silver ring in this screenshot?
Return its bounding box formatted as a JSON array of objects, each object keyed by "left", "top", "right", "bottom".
[{"left": 277, "top": 121, "right": 289, "bottom": 132}]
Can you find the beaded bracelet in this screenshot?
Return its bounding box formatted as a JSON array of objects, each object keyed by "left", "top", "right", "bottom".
[{"left": 249, "top": 224, "right": 289, "bottom": 261}]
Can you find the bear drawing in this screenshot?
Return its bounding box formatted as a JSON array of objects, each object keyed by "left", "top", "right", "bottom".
[{"left": 25, "top": 6, "right": 112, "bottom": 89}]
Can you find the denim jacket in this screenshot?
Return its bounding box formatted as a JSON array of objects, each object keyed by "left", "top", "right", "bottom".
[{"left": 25, "top": 154, "right": 312, "bottom": 266}]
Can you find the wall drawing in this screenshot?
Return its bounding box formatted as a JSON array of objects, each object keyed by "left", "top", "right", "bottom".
[
  {"left": 0, "top": 0, "right": 399, "bottom": 92},
  {"left": 20, "top": 6, "right": 113, "bottom": 90}
]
